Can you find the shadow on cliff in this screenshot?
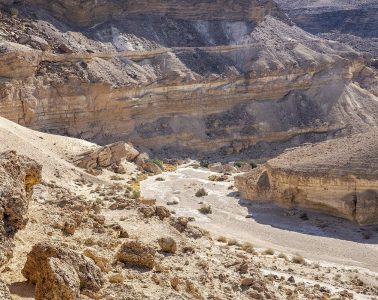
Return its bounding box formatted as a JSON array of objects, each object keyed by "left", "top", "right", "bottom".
[{"left": 234, "top": 195, "right": 378, "bottom": 244}]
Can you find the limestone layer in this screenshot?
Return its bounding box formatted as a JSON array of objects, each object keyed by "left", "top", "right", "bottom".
[
  {"left": 0, "top": 1, "right": 377, "bottom": 156},
  {"left": 235, "top": 131, "right": 378, "bottom": 225}
]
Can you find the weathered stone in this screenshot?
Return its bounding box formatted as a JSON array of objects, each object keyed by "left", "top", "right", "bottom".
[
  {"left": 0, "top": 151, "right": 41, "bottom": 266},
  {"left": 22, "top": 242, "right": 104, "bottom": 300},
  {"left": 156, "top": 206, "right": 171, "bottom": 220},
  {"left": 236, "top": 131, "right": 378, "bottom": 225},
  {"left": 158, "top": 237, "right": 177, "bottom": 253},
  {"left": 116, "top": 240, "right": 156, "bottom": 269}
]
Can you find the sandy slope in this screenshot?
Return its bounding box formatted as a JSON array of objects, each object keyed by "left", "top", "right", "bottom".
[{"left": 141, "top": 164, "right": 378, "bottom": 272}]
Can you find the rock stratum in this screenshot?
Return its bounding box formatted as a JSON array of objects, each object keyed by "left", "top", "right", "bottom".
[
  {"left": 275, "top": 0, "right": 378, "bottom": 65},
  {"left": 0, "top": 0, "right": 377, "bottom": 157},
  {"left": 236, "top": 131, "right": 378, "bottom": 225}
]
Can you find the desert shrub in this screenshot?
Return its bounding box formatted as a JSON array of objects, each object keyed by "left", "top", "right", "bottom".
[
  {"left": 362, "top": 231, "right": 371, "bottom": 240},
  {"left": 278, "top": 253, "right": 288, "bottom": 260},
  {"left": 10, "top": 8, "right": 18, "bottom": 17},
  {"left": 217, "top": 236, "right": 227, "bottom": 243},
  {"left": 155, "top": 177, "right": 165, "bottom": 181},
  {"left": 198, "top": 204, "right": 212, "bottom": 214},
  {"left": 148, "top": 158, "right": 164, "bottom": 170},
  {"left": 227, "top": 239, "right": 238, "bottom": 246},
  {"left": 234, "top": 161, "right": 243, "bottom": 168},
  {"left": 200, "top": 160, "right": 209, "bottom": 168},
  {"left": 131, "top": 190, "right": 141, "bottom": 200},
  {"left": 263, "top": 248, "right": 275, "bottom": 255},
  {"left": 291, "top": 254, "right": 305, "bottom": 264},
  {"left": 249, "top": 160, "right": 258, "bottom": 169},
  {"left": 241, "top": 242, "right": 255, "bottom": 253},
  {"left": 195, "top": 188, "right": 208, "bottom": 197}
]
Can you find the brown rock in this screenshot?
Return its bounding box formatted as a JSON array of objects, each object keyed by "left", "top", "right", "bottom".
[
  {"left": 116, "top": 240, "right": 156, "bottom": 269},
  {"left": 158, "top": 237, "right": 177, "bottom": 253},
  {"left": 22, "top": 242, "right": 104, "bottom": 300},
  {"left": 156, "top": 206, "right": 171, "bottom": 220},
  {"left": 0, "top": 151, "right": 41, "bottom": 266}
]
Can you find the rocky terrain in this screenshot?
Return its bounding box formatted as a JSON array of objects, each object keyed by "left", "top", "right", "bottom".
[
  {"left": 0, "top": 0, "right": 377, "bottom": 157},
  {"left": 236, "top": 131, "right": 378, "bottom": 225},
  {"left": 275, "top": 0, "right": 378, "bottom": 68},
  {"left": 0, "top": 0, "right": 377, "bottom": 299},
  {"left": 0, "top": 117, "right": 377, "bottom": 300}
]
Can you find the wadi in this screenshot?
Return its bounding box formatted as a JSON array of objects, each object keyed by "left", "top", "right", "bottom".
[{"left": 0, "top": 0, "right": 377, "bottom": 299}]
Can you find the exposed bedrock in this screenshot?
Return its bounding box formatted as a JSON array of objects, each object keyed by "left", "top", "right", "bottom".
[
  {"left": 235, "top": 131, "right": 378, "bottom": 225},
  {"left": 0, "top": 151, "right": 42, "bottom": 266},
  {"left": 275, "top": 1, "right": 378, "bottom": 63},
  {"left": 0, "top": 1, "right": 377, "bottom": 156},
  {"left": 0, "top": 0, "right": 285, "bottom": 26}
]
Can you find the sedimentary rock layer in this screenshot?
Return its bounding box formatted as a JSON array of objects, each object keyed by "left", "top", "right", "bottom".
[
  {"left": 235, "top": 131, "right": 378, "bottom": 225},
  {"left": 0, "top": 1, "right": 377, "bottom": 156}
]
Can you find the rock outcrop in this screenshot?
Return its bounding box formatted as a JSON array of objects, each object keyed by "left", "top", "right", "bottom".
[
  {"left": 0, "top": 1, "right": 376, "bottom": 157},
  {"left": 0, "top": 151, "right": 41, "bottom": 266},
  {"left": 74, "top": 141, "right": 137, "bottom": 174},
  {"left": 275, "top": 0, "right": 378, "bottom": 65},
  {"left": 235, "top": 131, "right": 378, "bottom": 225},
  {"left": 22, "top": 242, "right": 105, "bottom": 300}
]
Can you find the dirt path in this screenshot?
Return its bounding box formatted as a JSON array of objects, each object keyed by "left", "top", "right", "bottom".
[{"left": 141, "top": 164, "right": 378, "bottom": 272}]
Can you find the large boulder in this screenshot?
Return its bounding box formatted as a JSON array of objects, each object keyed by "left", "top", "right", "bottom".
[
  {"left": 74, "top": 142, "right": 135, "bottom": 174},
  {"left": 0, "top": 151, "right": 41, "bottom": 266},
  {"left": 22, "top": 242, "right": 105, "bottom": 300}
]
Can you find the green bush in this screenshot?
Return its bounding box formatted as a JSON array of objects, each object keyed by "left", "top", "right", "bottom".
[{"left": 148, "top": 158, "right": 164, "bottom": 170}]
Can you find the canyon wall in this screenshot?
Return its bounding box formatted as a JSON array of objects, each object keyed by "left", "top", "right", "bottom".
[
  {"left": 236, "top": 131, "right": 378, "bottom": 225},
  {"left": 0, "top": 1, "right": 377, "bottom": 156},
  {"left": 275, "top": 0, "right": 378, "bottom": 66}
]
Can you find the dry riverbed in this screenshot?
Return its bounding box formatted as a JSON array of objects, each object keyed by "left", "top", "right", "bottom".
[{"left": 141, "top": 164, "right": 378, "bottom": 299}]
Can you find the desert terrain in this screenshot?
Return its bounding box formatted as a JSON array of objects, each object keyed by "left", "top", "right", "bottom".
[{"left": 0, "top": 0, "right": 377, "bottom": 299}]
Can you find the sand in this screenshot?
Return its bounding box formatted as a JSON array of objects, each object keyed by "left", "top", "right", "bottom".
[{"left": 141, "top": 163, "right": 378, "bottom": 272}]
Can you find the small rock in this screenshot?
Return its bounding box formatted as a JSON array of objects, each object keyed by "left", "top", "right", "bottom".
[{"left": 158, "top": 237, "right": 177, "bottom": 254}]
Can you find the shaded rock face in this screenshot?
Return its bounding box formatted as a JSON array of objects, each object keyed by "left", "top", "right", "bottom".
[
  {"left": 235, "top": 131, "right": 378, "bottom": 225},
  {"left": 0, "top": 151, "right": 41, "bottom": 266},
  {"left": 0, "top": 1, "right": 377, "bottom": 157},
  {"left": 275, "top": 0, "right": 378, "bottom": 63},
  {"left": 0, "top": 0, "right": 284, "bottom": 27},
  {"left": 22, "top": 242, "right": 105, "bottom": 300}
]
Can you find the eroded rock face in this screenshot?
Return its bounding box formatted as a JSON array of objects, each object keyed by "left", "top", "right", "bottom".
[
  {"left": 116, "top": 240, "right": 156, "bottom": 269},
  {"left": 0, "top": 1, "right": 376, "bottom": 157},
  {"left": 0, "top": 151, "right": 41, "bottom": 266},
  {"left": 22, "top": 242, "right": 105, "bottom": 300},
  {"left": 235, "top": 131, "right": 378, "bottom": 225}
]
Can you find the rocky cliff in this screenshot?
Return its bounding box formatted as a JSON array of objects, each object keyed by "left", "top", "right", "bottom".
[
  {"left": 275, "top": 0, "right": 378, "bottom": 67},
  {"left": 0, "top": 0, "right": 377, "bottom": 157},
  {"left": 235, "top": 131, "right": 378, "bottom": 225},
  {"left": 0, "top": 151, "right": 41, "bottom": 266}
]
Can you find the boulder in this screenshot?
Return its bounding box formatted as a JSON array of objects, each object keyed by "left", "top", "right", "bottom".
[
  {"left": 124, "top": 143, "right": 140, "bottom": 162},
  {"left": 22, "top": 242, "right": 104, "bottom": 300},
  {"left": 74, "top": 142, "right": 131, "bottom": 174},
  {"left": 0, "top": 151, "right": 41, "bottom": 266},
  {"left": 116, "top": 240, "right": 156, "bottom": 269}
]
